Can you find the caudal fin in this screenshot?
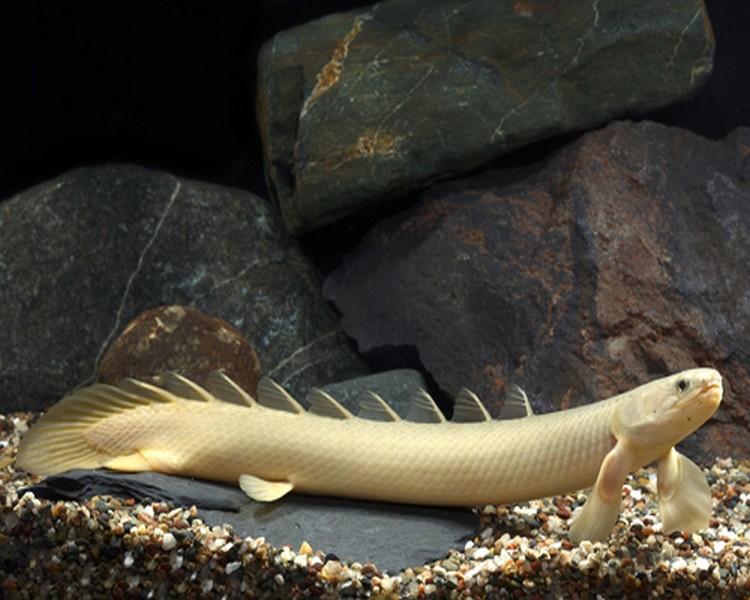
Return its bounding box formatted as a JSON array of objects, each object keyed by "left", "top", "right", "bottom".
[{"left": 15, "top": 381, "right": 172, "bottom": 476}]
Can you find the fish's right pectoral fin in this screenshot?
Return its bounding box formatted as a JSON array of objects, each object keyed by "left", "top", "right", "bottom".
[{"left": 239, "top": 474, "right": 294, "bottom": 502}]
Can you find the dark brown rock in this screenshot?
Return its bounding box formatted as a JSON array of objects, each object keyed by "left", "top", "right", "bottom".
[
  {"left": 324, "top": 120, "right": 750, "bottom": 461},
  {"left": 0, "top": 164, "right": 365, "bottom": 412},
  {"left": 258, "top": 0, "right": 714, "bottom": 234},
  {"left": 96, "top": 306, "right": 262, "bottom": 396}
]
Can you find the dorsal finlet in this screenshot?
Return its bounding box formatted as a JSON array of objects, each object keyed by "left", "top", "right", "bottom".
[
  {"left": 499, "top": 384, "right": 535, "bottom": 419},
  {"left": 307, "top": 388, "right": 354, "bottom": 419},
  {"left": 406, "top": 389, "right": 446, "bottom": 423},
  {"left": 157, "top": 372, "right": 214, "bottom": 402},
  {"left": 205, "top": 371, "right": 256, "bottom": 407},
  {"left": 453, "top": 388, "right": 491, "bottom": 422},
  {"left": 117, "top": 378, "right": 176, "bottom": 403},
  {"left": 256, "top": 377, "right": 305, "bottom": 414},
  {"left": 358, "top": 391, "right": 401, "bottom": 422}
]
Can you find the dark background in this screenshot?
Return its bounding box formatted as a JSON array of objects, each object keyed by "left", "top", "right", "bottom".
[{"left": 2, "top": 1, "right": 748, "bottom": 209}]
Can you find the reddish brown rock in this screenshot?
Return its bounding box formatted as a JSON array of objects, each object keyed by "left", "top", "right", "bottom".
[
  {"left": 324, "top": 120, "right": 750, "bottom": 461},
  {"left": 97, "top": 306, "right": 261, "bottom": 395}
]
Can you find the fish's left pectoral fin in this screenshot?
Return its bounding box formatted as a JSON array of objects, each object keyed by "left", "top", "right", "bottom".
[
  {"left": 568, "top": 443, "right": 632, "bottom": 543},
  {"left": 239, "top": 474, "right": 294, "bottom": 502},
  {"left": 657, "top": 448, "right": 712, "bottom": 535}
]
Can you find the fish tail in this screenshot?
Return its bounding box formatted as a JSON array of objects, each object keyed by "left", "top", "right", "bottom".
[{"left": 15, "top": 381, "right": 170, "bottom": 476}]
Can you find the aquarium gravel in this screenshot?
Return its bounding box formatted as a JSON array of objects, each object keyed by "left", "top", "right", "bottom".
[{"left": 2, "top": 412, "right": 750, "bottom": 599}]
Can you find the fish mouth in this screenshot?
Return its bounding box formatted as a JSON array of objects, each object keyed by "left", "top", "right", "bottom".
[{"left": 700, "top": 378, "right": 723, "bottom": 407}]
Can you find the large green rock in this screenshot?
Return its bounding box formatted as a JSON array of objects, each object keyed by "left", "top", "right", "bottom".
[{"left": 258, "top": 0, "right": 714, "bottom": 234}]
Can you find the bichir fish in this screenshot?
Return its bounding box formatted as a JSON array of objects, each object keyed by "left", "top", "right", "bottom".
[{"left": 16, "top": 368, "right": 722, "bottom": 542}]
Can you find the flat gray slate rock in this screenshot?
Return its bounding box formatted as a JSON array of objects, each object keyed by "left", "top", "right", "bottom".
[{"left": 26, "top": 470, "right": 477, "bottom": 573}]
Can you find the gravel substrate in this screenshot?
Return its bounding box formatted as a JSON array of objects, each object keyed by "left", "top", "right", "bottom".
[{"left": 2, "top": 411, "right": 750, "bottom": 599}]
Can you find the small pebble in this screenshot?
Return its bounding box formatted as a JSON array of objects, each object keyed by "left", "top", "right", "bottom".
[{"left": 161, "top": 532, "right": 177, "bottom": 550}]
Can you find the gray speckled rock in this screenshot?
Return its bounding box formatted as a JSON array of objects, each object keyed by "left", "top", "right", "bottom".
[
  {"left": 0, "top": 164, "right": 364, "bottom": 411},
  {"left": 258, "top": 0, "right": 714, "bottom": 233}
]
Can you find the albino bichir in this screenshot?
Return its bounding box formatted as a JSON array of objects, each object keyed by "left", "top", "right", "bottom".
[{"left": 16, "top": 367, "right": 722, "bottom": 542}]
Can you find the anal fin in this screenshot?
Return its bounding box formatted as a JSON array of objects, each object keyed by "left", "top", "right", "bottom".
[
  {"left": 239, "top": 474, "right": 294, "bottom": 502},
  {"left": 102, "top": 452, "right": 154, "bottom": 472},
  {"left": 137, "top": 449, "right": 187, "bottom": 474},
  {"left": 657, "top": 447, "right": 712, "bottom": 535}
]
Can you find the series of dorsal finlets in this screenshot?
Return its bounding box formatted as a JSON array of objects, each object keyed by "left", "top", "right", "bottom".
[{"left": 128, "top": 371, "right": 536, "bottom": 425}]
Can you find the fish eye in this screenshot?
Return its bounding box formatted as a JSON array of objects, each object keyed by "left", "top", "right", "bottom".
[{"left": 676, "top": 379, "right": 689, "bottom": 393}]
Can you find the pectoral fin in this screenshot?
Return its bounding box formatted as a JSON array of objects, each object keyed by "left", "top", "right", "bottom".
[
  {"left": 569, "top": 442, "right": 633, "bottom": 543},
  {"left": 657, "top": 447, "right": 712, "bottom": 535},
  {"left": 239, "top": 474, "right": 294, "bottom": 502}
]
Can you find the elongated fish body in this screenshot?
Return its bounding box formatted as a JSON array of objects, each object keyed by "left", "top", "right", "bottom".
[
  {"left": 16, "top": 368, "right": 722, "bottom": 542},
  {"left": 83, "top": 394, "right": 614, "bottom": 506}
]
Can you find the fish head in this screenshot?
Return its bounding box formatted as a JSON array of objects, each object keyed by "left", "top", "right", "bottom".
[{"left": 614, "top": 368, "right": 722, "bottom": 449}]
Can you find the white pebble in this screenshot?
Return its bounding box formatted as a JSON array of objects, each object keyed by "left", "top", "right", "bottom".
[
  {"left": 279, "top": 548, "right": 294, "bottom": 563},
  {"left": 161, "top": 532, "right": 177, "bottom": 551},
  {"left": 464, "top": 565, "right": 481, "bottom": 581},
  {"left": 494, "top": 550, "right": 513, "bottom": 569},
  {"left": 379, "top": 576, "right": 399, "bottom": 593},
  {"left": 579, "top": 540, "right": 594, "bottom": 554},
  {"left": 123, "top": 551, "right": 134, "bottom": 568},
  {"left": 220, "top": 541, "right": 235, "bottom": 554},
  {"left": 671, "top": 558, "right": 687, "bottom": 570},
  {"left": 225, "top": 561, "right": 241, "bottom": 575}
]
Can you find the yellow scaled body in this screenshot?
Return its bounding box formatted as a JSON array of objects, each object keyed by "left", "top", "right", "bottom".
[{"left": 16, "top": 368, "right": 722, "bottom": 542}]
